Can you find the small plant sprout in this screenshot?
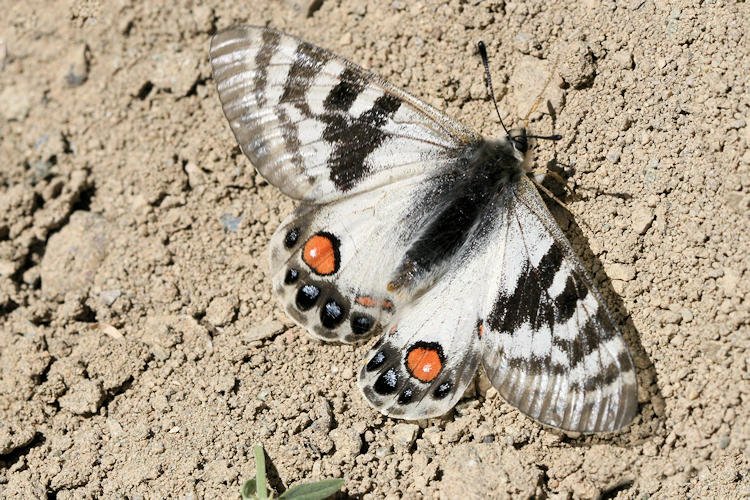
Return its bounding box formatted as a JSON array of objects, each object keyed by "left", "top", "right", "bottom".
[{"left": 241, "top": 445, "right": 344, "bottom": 500}]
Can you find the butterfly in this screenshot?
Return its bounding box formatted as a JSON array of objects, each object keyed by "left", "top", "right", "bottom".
[{"left": 209, "top": 26, "right": 638, "bottom": 432}]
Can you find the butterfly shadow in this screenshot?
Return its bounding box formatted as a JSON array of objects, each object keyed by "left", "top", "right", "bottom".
[{"left": 539, "top": 171, "right": 666, "bottom": 447}]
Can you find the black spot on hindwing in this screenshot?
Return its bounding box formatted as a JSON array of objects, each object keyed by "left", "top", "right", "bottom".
[
  {"left": 374, "top": 368, "right": 399, "bottom": 395},
  {"left": 366, "top": 341, "right": 398, "bottom": 373},
  {"left": 398, "top": 388, "right": 414, "bottom": 404},
  {"left": 351, "top": 314, "right": 374, "bottom": 335},
  {"left": 321, "top": 298, "right": 347, "bottom": 329},
  {"left": 284, "top": 227, "right": 300, "bottom": 248},
  {"left": 367, "top": 350, "right": 387, "bottom": 371},
  {"left": 284, "top": 268, "right": 300, "bottom": 284},
  {"left": 433, "top": 381, "right": 452, "bottom": 399},
  {"left": 296, "top": 284, "right": 320, "bottom": 310}
]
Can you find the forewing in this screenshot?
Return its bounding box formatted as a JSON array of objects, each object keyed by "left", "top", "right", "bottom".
[
  {"left": 209, "top": 26, "right": 478, "bottom": 203},
  {"left": 480, "top": 177, "right": 637, "bottom": 432}
]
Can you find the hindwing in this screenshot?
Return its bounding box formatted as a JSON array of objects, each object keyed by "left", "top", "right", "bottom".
[{"left": 270, "top": 176, "right": 432, "bottom": 343}]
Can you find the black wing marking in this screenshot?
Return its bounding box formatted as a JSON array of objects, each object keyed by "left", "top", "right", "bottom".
[
  {"left": 480, "top": 177, "right": 637, "bottom": 432},
  {"left": 210, "top": 26, "right": 479, "bottom": 203}
]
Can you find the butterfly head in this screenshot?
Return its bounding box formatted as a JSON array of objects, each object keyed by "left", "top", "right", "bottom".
[{"left": 508, "top": 128, "right": 529, "bottom": 154}]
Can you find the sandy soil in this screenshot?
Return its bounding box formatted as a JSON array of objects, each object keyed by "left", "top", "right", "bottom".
[{"left": 1, "top": 0, "right": 748, "bottom": 498}]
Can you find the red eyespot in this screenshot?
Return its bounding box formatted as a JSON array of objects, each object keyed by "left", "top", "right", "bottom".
[
  {"left": 302, "top": 233, "right": 339, "bottom": 275},
  {"left": 406, "top": 344, "right": 444, "bottom": 383}
]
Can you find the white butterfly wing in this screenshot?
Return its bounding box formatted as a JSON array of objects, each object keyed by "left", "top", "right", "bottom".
[
  {"left": 358, "top": 177, "right": 637, "bottom": 432},
  {"left": 209, "top": 26, "right": 478, "bottom": 203},
  {"left": 479, "top": 178, "right": 637, "bottom": 432}
]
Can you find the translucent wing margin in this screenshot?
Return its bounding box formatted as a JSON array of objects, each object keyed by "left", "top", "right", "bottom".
[{"left": 209, "top": 26, "right": 478, "bottom": 203}]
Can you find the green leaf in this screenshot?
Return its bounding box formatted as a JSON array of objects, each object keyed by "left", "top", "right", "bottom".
[
  {"left": 254, "top": 445, "right": 268, "bottom": 500},
  {"left": 241, "top": 478, "right": 257, "bottom": 500},
  {"left": 278, "top": 479, "right": 345, "bottom": 500}
]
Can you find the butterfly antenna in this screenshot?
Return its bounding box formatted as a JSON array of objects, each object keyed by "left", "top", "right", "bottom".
[
  {"left": 528, "top": 133, "right": 563, "bottom": 141},
  {"left": 477, "top": 41, "right": 510, "bottom": 136}
]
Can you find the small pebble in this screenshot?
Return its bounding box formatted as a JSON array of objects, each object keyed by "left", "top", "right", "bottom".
[
  {"left": 717, "top": 269, "right": 739, "bottom": 295},
  {"left": 59, "top": 380, "right": 104, "bottom": 415},
  {"left": 0, "top": 422, "right": 36, "bottom": 455},
  {"left": 339, "top": 32, "right": 352, "bottom": 46},
  {"left": 100, "top": 289, "right": 121, "bottom": 306},
  {"left": 423, "top": 427, "right": 442, "bottom": 446},
  {"left": 191, "top": 4, "right": 213, "bottom": 32},
  {"left": 219, "top": 213, "right": 242, "bottom": 232},
  {"left": 205, "top": 296, "right": 238, "bottom": 326},
  {"left": 613, "top": 49, "right": 634, "bottom": 70},
  {"left": 631, "top": 206, "right": 655, "bottom": 235},
  {"left": 717, "top": 434, "right": 730, "bottom": 449},
  {"left": 185, "top": 162, "right": 206, "bottom": 187},
  {"left": 63, "top": 43, "right": 89, "bottom": 87},
  {"left": 606, "top": 148, "right": 621, "bottom": 163},
  {"left": 149, "top": 50, "right": 200, "bottom": 97},
  {"left": 687, "top": 385, "right": 700, "bottom": 400},
  {"left": 680, "top": 308, "right": 693, "bottom": 323},
  {"left": 330, "top": 427, "right": 362, "bottom": 461},
  {"left": 558, "top": 41, "right": 596, "bottom": 88},
  {"left": 0, "top": 85, "right": 32, "bottom": 121},
  {"left": 608, "top": 263, "right": 636, "bottom": 281},
  {"left": 245, "top": 320, "right": 285, "bottom": 342},
  {"left": 661, "top": 310, "right": 682, "bottom": 325},
  {"left": 392, "top": 423, "right": 419, "bottom": 449}
]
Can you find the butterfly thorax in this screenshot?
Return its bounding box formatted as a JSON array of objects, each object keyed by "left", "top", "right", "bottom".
[
  {"left": 472, "top": 134, "right": 527, "bottom": 183},
  {"left": 387, "top": 135, "right": 525, "bottom": 295}
]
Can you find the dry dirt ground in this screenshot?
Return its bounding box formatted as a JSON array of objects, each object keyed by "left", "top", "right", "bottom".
[{"left": 1, "top": 0, "right": 748, "bottom": 498}]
